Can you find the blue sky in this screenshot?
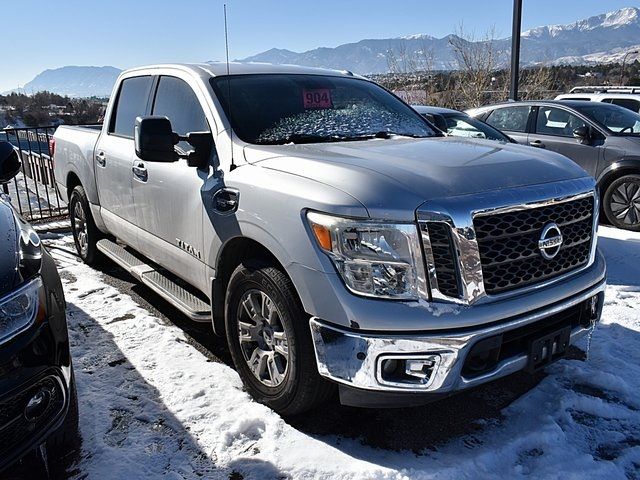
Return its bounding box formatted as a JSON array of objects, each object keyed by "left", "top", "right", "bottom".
[{"left": 1, "top": 0, "right": 637, "bottom": 92}]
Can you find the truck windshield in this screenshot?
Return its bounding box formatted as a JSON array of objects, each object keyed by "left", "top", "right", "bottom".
[
  {"left": 573, "top": 102, "right": 640, "bottom": 135},
  {"left": 210, "top": 74, "right": 437, "bottom": 145}
]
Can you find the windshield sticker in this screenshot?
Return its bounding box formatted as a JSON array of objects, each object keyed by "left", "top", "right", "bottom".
[{"left": 303, "top": 88, "right": 332, "bottom": 109}]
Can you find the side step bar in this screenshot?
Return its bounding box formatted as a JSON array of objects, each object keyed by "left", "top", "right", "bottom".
[{"left": 96, "top": 239, "right": 212, "bottom": 322}]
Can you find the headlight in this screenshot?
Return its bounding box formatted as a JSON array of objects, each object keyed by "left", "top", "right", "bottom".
[
  {"left": 0, "top": 278, "right": 41, "bottom": 343},
  {"left": 307, "top": 212, "right": 428, "bottom": 300}
]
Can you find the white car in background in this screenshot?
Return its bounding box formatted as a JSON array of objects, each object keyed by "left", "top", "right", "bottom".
[{"left": 556, "top": 86, "right": 640, "bottom": 113}]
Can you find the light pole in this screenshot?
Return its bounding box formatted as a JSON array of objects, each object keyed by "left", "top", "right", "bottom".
[
  {"left": 509, "top": 0, "right": 523, "bottom": 101},
  {"left": 620, "top": 50, "right": 639, "bottom": 85}
]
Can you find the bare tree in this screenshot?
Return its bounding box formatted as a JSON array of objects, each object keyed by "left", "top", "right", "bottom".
[
  {"left": 519, "top": 65, "right": 556, "bottom": 100},
  {"left": 448, "top": 24, "right": 508, "bottom": 108}
]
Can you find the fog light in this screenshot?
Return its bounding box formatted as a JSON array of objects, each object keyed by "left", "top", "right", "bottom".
[
  {"left": 405, "top": 358, "right": 437, "bottom": 380},
  {"left": 377, "top": 354, "right": 441, "bottom": 388},
  {"left": 590, "top": 295, "right": 599, "bottom": 320}
]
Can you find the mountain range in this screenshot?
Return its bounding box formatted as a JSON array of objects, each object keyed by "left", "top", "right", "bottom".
[
  {"left": 242, "top": 7, "right": 640, "bottom": 72},
  {"left": 9, "top": 66, "right": 121, "bottom": 98},
  {"left": 7, "top": 7, "right": 640, "bottom": 97}
]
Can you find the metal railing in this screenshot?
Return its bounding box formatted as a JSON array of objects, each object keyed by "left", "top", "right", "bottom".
[{"left": 1, "top": 126, "right": 66, "bottom": 222}]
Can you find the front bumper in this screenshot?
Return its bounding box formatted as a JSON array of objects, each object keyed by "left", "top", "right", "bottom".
[
  {"left": 310, "top": 278, "right": 605, "bottom": 406},
  {"left": 0, "top": 251, "right": 73, "bottom": 472}
]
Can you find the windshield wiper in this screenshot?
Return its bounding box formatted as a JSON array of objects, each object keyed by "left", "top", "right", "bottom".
[{"left": 258, "top": 131, "right": 430, "bottom": 145}]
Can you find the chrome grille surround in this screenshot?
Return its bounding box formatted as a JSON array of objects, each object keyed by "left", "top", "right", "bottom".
[{"left": 417, "top": 178, "right": 599, "bottom": 305}]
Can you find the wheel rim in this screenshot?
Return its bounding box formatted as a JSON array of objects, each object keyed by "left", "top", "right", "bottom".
[
  {"left": 237, "top": 289, "right": 289, "bottom": 387},
  {"left": 73, "top": 201, "right": 88, "bottom": 255},
  {"left": 610, "top": 181, "right": 640, "bottom": 226}
]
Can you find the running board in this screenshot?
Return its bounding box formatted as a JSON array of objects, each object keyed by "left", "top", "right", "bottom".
[{"left": 96, "top": 239, "right": 212, "bottom": 322}]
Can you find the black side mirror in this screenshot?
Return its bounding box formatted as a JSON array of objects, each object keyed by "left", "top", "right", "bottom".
[
  {"left": 135, "top": 116, "right": 178, "bottom": 163},
  {"left": 135, "top": 116, "right": 213, "bottom": 168},
  {"left": 0, "top": 141, "right": 21, "bottom": 184},
  {"left": 573, "top": 126, "right": 590, "bottom": 144}
]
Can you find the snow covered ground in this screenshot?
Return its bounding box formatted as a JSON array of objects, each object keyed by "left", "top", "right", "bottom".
[{"left": 43, "top": 227, "right": 640, "bottom": 479}]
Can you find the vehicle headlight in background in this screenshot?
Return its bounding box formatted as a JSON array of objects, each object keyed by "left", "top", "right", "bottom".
[
  {"left": 307, "top": 212, "right": 427, "bottom": 300},
  {"left": 0, "top": 278, "right": 42, "bottom": 343}
]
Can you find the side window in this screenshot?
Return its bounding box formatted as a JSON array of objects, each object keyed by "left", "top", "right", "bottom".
[
  {"left": 485, "top": 106, "right": 531, "bottom": 133},
  {"left": 109, "top": 76, "right": 153, "bottom": 138},
  {"left": 604, "top": 98, "right": 640, "bottom": 113},
  {"left": 535, "top": 107, "right": 587, "bottom": 137},
  {"left": 152, "top": 76, "right": 210, "bottom": 137}
]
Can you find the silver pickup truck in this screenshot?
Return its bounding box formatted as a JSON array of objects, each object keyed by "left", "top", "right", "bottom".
[{"left": 53, "top": 63, "right": 606, "bottom": 414}]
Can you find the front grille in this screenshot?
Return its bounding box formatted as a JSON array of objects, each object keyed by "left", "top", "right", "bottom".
[
  {"left": 425, "top": 222, "right": 461, "bottom": 298},
  {"left": 0, "top": 375, "right": 65, "bottom": 459},
  {"left": 473, "top": 195, "right": 594, "bottom": 295}
]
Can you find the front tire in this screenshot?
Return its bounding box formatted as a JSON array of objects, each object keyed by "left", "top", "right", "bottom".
[
  {"left": 69, "top": 185, "right": 103, "bottom": 264},
  {"left": 603, "top": 174, "right": 640, "bottom": 231},
  {"left": 225, "top": 260, "right": 334, "bottom": 415}
]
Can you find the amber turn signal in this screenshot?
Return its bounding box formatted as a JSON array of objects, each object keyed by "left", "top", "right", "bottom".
[{"left": 311, "top": 223, "right": 332, "bottom": 251}]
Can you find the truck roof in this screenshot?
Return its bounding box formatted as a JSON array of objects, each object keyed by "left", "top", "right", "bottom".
[{"left": 121, "top": 62, "right": 364, "bottom": 80}]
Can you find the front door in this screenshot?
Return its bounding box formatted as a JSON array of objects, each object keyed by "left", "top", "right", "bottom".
[
  {"left": 527, "top": 106, "right": 603, "bottom": 177},
  {"left": 132, "top": 75, "right": 214, "bottom": 291},
  {"left": 95, "top": 75, "right": 154, "bottom": 245}
]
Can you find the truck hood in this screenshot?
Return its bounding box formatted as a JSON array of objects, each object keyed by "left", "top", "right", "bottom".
[
  {"left": 244, "top": 137, "right": 589, "bottom": 220},
  {"left": 0, "top": 197, "right": 19, "bottom": 297}
]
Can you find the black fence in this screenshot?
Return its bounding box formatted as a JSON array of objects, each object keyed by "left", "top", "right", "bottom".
[{"left": 1, "top": 126, "right": 66, "bottom": 222}]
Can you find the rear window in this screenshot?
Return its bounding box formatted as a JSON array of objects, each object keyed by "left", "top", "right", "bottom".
[
  {"left": 485, "top": 106, "right": 532, "bottom": 133},
  {"left": 109, "top": 76, "right": 153, "bottom": 138}
]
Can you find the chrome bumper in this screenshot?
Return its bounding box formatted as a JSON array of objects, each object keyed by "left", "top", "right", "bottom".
[{"left": 310, "top": 279, "right": 605, "bottom": 394}]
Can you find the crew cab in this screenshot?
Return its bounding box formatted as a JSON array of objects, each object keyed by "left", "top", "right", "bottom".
[{"left": 53, "top": 63, "right": 606, "bottom": 414}]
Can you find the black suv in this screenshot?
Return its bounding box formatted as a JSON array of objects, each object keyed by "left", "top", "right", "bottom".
[
  {"left": 468, "top": 100, "right": 640, "bottom": 231},
  {"left": 0, "top": 141, "right": 77, "bottom": 474}
]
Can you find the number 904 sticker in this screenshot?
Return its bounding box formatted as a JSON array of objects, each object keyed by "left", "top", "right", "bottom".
[{"left": 303, "top": 88, "right": 332, "bottom": 109}]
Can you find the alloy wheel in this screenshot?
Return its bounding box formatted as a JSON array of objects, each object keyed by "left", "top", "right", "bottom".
[
  {"left": 610, "top": 180, "right": 640, "bottom": 226},
  {"left": 236, "top": 289, "right": 289, "bottom": 387},
  {"left": 72, "top": 201, "right": 88, "bottom": 255}
]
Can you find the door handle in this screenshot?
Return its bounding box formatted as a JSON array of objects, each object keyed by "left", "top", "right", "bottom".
[
  {"left": 530, "top": 140, "right": 545, "bottom": 148},
  {"left": 96, "top": 151, "right": 107, "bottom": 167},
  {"left": 132, "top": 163, "right": 148, "bottom": 182}
]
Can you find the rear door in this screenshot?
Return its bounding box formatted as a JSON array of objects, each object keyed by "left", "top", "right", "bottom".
[
  {"left": 132, "top": 74, "right": 213, "bottom": 290},
  {"left": 483, "top": 105, "right": 532, "bottom": 145},
  {"left": 527, "top": 105, "right": 603, "bottom": 177},
  {"left": 95, "top": 75, "right": 153, "bottom": 242}
]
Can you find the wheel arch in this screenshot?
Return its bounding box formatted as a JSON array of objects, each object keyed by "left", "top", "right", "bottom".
[
  {"left": 211, "top": 236, "right": 301, "bottom": 336},
  {"left": 597, "top": 158, "right": 640, "bottom": 194},
  {"left": 66, "top": 171, "right": 82, "bottom": 200}
]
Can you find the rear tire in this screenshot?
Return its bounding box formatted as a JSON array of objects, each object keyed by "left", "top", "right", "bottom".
[
  {"left": 69, "top": 185, "right": 103, "bottom": 264},
  {"left": 603, "top": 174, "right": 640, "bottom": 232},
  {"left": 225, "top": 260, "right": 334, "bottom": 416}
]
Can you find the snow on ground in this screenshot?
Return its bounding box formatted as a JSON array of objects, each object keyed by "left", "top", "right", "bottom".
[{"left": 45, "top": 227, "right": 640, "bottom": 480}]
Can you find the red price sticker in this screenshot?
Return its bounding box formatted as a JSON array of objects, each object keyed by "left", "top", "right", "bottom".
[{"left": 303, "top": 88, "right": 332, "bottom": 109}]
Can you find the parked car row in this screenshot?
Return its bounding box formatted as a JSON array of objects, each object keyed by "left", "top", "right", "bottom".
[{"left": 466, "top": 100, "right": 640, "bottom": 231}]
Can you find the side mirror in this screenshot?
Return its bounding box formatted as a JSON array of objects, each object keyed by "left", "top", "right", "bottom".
[
  {"left": 573, "top": 126, "right": 590, "bottom": 144},
  {"left": 134, "top": 116, "right": 213, "bottom": 168},
  {"left": 134, "top": 116, "right": 178, "bottom": 163},
  {"left": 0, "top": 141, "right": 21, "bottom": 184}
]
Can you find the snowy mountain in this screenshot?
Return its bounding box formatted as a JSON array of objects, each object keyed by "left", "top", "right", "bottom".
[
  {"left": 12, "top": 66, "right": 122, "bottom": 97},
  {"left": 241, "top": 7, "right": 640, "bottom": 73}
]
